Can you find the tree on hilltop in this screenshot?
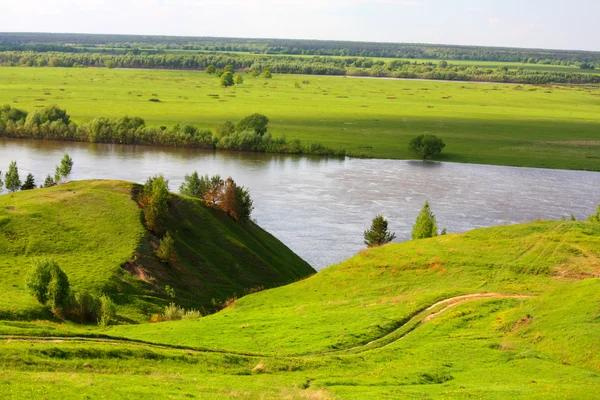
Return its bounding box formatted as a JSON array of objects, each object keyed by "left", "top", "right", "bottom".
[
  {"left": 5, "top": 161, "right": 21, "bottom": 192},
  {"left": 21, "top": 173, "right": 36, "bottom": 190},
  {"left": 412, "top": 201, "right": 439, "bottom": 239},
  {"left": 364, "top": 215, "right": 396, "bottom": 247}
]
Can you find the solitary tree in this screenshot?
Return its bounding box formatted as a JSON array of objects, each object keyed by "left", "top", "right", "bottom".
[
  {"left": 236, "top": 113, "right": 270, "bottom": 136},
  {"left": 5, "top": 161, "right": 21, "bottom": 192},
  {"left": 364, "top": 215, "right": 396, "bottom": 247},
  {"left": 144, "top": 175, "right": 170, "bottom": 232},
  {"left": 205, "top": 65, "right": 216, "bottom": 74},
  {"left": 412, "top": 201, "right": 439, "bottom": 239},
  {"left": 21, "top": 173, "right": 36, "bottom": 190},
  {"left": 220, "top": 72, "right": 235, "bottom": 87},
  {"left": 262, "top": 69, "right": 273, "bottom": 79},
  {"left": 234, "top": 74, "right": 244, "bottom": 85},
  {"left": 59, "top": 153, "right": 74, "bottom": 181},
  {"left": 409, "top": 134, "right": 446, "bottom": 159}
]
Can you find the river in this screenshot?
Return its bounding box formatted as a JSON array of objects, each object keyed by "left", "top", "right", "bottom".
[{"left": 1, "top": 138, "right": 599, "bottom": 270}]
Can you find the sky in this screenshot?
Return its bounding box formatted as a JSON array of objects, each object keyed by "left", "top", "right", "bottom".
[{"left": 1, "top": 0, "right": 599, "bottom": 51}]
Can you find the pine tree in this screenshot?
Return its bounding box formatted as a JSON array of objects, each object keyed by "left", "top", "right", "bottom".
[
  {"left": 21, "top": 173, "right": 36, "bottom": 190},
  {"left": 43, "top": 175, "right": 56, "bottom": 188},
  {"left": 412, "top": 201, "right": 439, "bottom": 240},
  {"left": 364, "top": 215, "right": 396, "bottom": 248},
  {"left": 5, "top": 161, "right": 21, "bottom": 192}
]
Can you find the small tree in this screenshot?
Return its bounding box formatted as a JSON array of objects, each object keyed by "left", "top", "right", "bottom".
[
  {"left": 156, "top": 232, "right": 177, "bottom": 264},
  {"left": 262, "top": 69, "right": 273, "bottom": 79},
  {"left": 224, "top": 64, "right": 234, "bottom": 73},
  {"left": 21, "top": 173, "right": 36, "bottom": 190},
  {"left": 409, "top": 134, "right": 446, "bottom": 159},
  {"left": 58, "top": 153, "right": 74, "bottom": 182},
  {"left": 236, "top": 113, "right": 270, "bottom": 136},
  {"left": 26, "top": 258, "right": 71, "bottom": 316},
  {"left": 205, "top": 65, "right": 216, "bottom": 74},
  {"left": 43, "top": 175, "right": 56, "bottom": 188},
  {"left": 412, "top": 201, "right": 439, "bottom": 239},
  {"left": 144, "top": 175, "right": 170, "bottom": 232},
  {"left": 220, "top": 72, "right": 235, "bottom": 87},
  {"left": 588, "top": 205, "right": 600, "bottom": 223},
  {"left": 220, "top": 177, "right": 253, "bottom": 222},
  {"left": 234, "top": 74, "right": 244, "bottom": 85},
  {"left": 0, "top": 170, "right": 3, "bottom": 190},
  {"left": 5, "top": 161, "right": 21, "bottom": 192},
  {"left": 179, "top": 171, "right": 205, "bottom": 198},
  {"left": 364, "top": 215, "right": 396, "bottom": 247},
  {"left": 98, "top": 295, "right": 117, "bottom": 327},
  {"left": 251, "top": 70, "right": 260, "bottom": 77}
]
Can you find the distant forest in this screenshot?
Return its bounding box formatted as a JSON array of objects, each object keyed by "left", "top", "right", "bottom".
[
  {"left": 0, "top": 33, "right": 599, "bottom": 85},
  {"left": 2, "top": 32, "right": 600, "bottom": 65}
]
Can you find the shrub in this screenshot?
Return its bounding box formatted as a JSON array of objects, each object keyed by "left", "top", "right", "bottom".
[
  {"left": 153, "top": 303, "right": 202, "bottom": 322},
  {"left": 143, "top": 175, "right": 169, "bottom": 231},
  {"left": 98, "top": 295, "right": 117, "bottom": 327},
  {"left": 71, "top": 289, "right": 101, "bottom": 323},
  {"left": 27, "top": 258, "right": 70, "bottom": 316},
  {"left": 156, "top": 232, "right": 177, "bottom": 264},
  {"left": 588, "top": 205, "right": 600, "bottom": 223}
]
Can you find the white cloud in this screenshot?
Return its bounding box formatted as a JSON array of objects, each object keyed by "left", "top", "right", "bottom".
[{"left": 488, "top": 17, "right": 500, "bottom": 25}]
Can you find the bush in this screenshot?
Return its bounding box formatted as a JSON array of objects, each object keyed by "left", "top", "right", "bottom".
[
  {"left": 26, "top": 258, "right": 70, "bottom": 316},
  {"left": 143, "top": 175, "right": 169, "bottom": 231},
  {"left": 99, "top": 295, "right": 117, "bottom": 327},
  {"left": 152, "top": 303, "right": 202, "bottom": 322},
  {"left": 588, "top": 205, "right": 600, "bottom": 223},
  {"left": 71, "top": 289, "right": 101, "bottom": 323},
  {"left": 156, "top": 232, "right": 177, "bottom": 264}
]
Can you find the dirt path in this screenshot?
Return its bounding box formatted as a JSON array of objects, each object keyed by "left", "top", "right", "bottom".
[{"left": 0, "top": 293, "right": 532, "bottom": 358}]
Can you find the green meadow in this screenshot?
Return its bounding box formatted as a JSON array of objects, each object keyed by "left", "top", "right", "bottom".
[
  {"left": 1, "top": 67, "right": 600, "bottom": 170},
  {"left": 0, "top": 182, "right": 599, "bottom": 398}
]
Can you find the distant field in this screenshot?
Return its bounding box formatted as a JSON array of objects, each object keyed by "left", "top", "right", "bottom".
[{"left": 1, "top": 67, "right": 600, "bottom": 170}]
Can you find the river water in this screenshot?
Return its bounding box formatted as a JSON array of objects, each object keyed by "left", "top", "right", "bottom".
[{"left": 1, "top": 139, "right": 599, "bottom": 270}]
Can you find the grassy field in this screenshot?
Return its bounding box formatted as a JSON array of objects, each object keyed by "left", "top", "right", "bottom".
[
  {"left": 1, "top": 67, "right": 600, "bottom": 170},
  {"left": 0, "top": 181, "right": 314, "bottom": 322},
  {"left": 1, "top": 209, "right": 599, "bottom": 398}
]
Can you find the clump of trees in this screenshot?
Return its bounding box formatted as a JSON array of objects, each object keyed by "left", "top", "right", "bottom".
[
  {"left": 1, "top": 154, "right": 74, "bottom": 193},
  {"left": 179, "top": 172, "right": 253, "bottom": 222},
  {"left": 26, "top": 258, "right": 116, "bottom": 326},
  {"left": 412, "top": 201, "right": 439, "bottom": 239},
  {"left": 409, "top": 134, "right": 446, "bottom": 160},
  {"left": 364, "top": 215, "right": 396, "bottom": 247},
  {"left": 0, "top": 104, "right": 347, "bottom": 157}
]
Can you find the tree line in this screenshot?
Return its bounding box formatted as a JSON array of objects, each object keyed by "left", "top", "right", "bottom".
[
  {"left": 1, "top": 51, "right": 600, "bottom": 84},
  {"left": 0, "top": 105, "right": 348, "bottom": 157},
  {"left": 2, "top": 32, "right": 599, "bottom": 67}
]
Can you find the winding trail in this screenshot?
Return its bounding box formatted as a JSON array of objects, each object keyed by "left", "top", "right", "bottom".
[{"left": 0, "top": 293, "right": 532, "bottom": 358}]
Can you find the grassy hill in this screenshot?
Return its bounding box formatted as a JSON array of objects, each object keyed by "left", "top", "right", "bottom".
[
  {"left": 0, "top": 213, "right": 598, "bottom": 398},
  {"left": 0, "top": 180, "right": 314, "bottom": 322}
]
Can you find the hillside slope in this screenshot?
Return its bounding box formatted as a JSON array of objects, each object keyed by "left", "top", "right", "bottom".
[{"left": 0, "top": 180, "right": 314, "bottom": 322}]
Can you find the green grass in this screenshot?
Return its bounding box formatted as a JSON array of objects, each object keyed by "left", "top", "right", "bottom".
[
  {"left": 0, "top": 220, "right": 598, "bottom": 398},
  {"left": 1, "top": 181, "right": 600, "bottom": 398},
  {"left": 1, "top": 67, "right": 600, "bottom": 170},
  {"left": 0, "top": 181, "right": 314, "bottom": 322}
]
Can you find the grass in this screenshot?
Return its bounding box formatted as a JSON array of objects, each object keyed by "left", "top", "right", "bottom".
[
  {"left": 1, "top": 67, "right": 600, "bottom": 170},
  {"left": 1, "top": 215, "right": 599, "bottom": 398},
  {"left": 0, "top": 181, "right": 314, "bottom": 322}
]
